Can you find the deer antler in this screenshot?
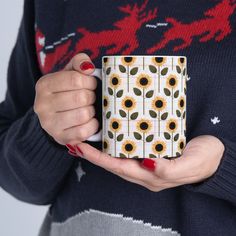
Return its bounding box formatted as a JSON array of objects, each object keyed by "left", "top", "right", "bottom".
[
  {"left": 139, "top": 8, "right": 158, "bottom": 24},
  {"left": 138, "top": 0, "right": 149, "bottom": 12},
  {"left": 118, "top": 4, "right": 132, "bottom": 14}
]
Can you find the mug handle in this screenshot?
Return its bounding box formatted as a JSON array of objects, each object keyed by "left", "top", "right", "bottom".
[{"left": 86, "top": 68, "right": 103, "bottom": 142}]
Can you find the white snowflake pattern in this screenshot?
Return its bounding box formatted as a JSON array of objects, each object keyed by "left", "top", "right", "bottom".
[
  {"left": 211, "top": 117, "right": 220, "bottom": 125},
  {"left": 75, "top": 162, "right": 86, "bottom": 182}
]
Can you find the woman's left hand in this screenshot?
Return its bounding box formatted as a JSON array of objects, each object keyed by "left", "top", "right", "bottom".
[{"left": 74, "top": 135, "right": 225, "bottom": 192}]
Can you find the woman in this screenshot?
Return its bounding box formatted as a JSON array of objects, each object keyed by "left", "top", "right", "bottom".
[{"left": 0, "top": 0, "right": 236, "bottom": 235}]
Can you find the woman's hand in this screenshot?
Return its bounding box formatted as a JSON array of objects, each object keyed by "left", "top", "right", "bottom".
[
  {"left": 75, "top": 135, "right": 225, "bottom": 192},
  {"left": 34, "top": 53, "right": 99, "bottom": 149}
]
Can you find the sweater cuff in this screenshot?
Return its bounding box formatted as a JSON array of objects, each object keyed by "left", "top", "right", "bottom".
[
  {"left": 185, "top": 137, "right": 236, "bottom": 205},
  {"left": 8, "top": 108, "right": 74, "bottom": 176}
]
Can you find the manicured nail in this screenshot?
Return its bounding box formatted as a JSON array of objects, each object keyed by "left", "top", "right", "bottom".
[
  {"left": 66, "top": 144, "right": 76, "bottom": 152},
  {"left": 141, "top": 158, "right": 156, "bottom": 171},
  {"left": 68, "top": 150, "right": 79, "bottom": 157},
  {"left": 80, "top": 61, "right": 95, "bottom": 71},
  {"left": 76, "top": 146, "right": 84, "bottom": 157}
]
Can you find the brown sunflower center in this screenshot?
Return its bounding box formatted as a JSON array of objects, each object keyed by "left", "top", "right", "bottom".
[
  {"left": 125, "top": 143, "right": 133, "bottom": 151},
  {"left": 180, "top": 99, "right": 184, "bottom": 107},
  {"left": 139, "top": 77, "right": 148, "bottom": 86},
  {"left": 112, "top": 77, "right": 119, "bottom": 85},
  {"left": 125, "top": 99, "right": 133, "bottom": 108},
  {"left": 112, "top": 121, "right": 119, "bottom": 130},
  {"left": 155, "top": 100, "right": 163, "bottom": 108},
  {"left": 154, "top": 57, "right": 163, "bottom": 63},
  {"left": 180, "top": 57, "right": 185, "bottom": 64},
  {"left": 179, "top": 141, "right": 184, "bottom": 149},
  {"left": 103, "top": 141, "right": 108, "bottom": 149},
  {"left": 155, "top": 144, "right": 163, "bottom": 152},
  {"left": 169, "top": 78, "right": 176, "bottom": 86},
  {"left": 103, "top": 98, "right": 108, "bottom": 107},
  {"left": 140, "top": 122, "right": 149, "bottom": 130},
  {"left": 169, "top": 122, "right": 176, "bottom": 130},
  {"left": 124, "top": 57, "right": 133, "bottom": 63}
]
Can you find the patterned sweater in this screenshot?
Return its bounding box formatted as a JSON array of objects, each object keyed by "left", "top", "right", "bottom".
[{"left": 0, "top": 0, "right": 236, "bottom": 235}]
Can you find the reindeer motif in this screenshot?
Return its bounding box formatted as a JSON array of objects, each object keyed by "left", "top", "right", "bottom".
[{"left": 147, "top": 0, "right": 236, "bottom": 53}]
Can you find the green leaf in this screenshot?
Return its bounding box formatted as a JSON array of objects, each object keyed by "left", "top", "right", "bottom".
[
  {"left": 108, "top": 131, "right": 114, "bottom": 139},
  {"left": 162, "top": 155, "right": 169, "bottom": 159},
  {"left": 130, "top": 112, "right": 139, "bottom": 120},
  {"left": 176, "top": 152, "right": 181, "bottom": 157},
  {"left": 130, "top": 67, "right": 138, "bottom": 75},
  {"left": 149, "top": 110, "right": 157, "bottom": 118},
  {"left": 146, "top": 135, "right": 154, "bottom": 142},
  {"left": 116, "top": 90, "right": 124, "bottom": 98},
  {"left": 133, "top": 132, "right": 142, "bottom": 140},
  {"left": 119, "top": 109, "right": 127, "bottom": 117},
  {"left": 184, "top": 87, "right": 187, "bottom": 95},
  {"left": 108, "top": 87, "right": 113, "bottom": 95},
  {"left": 149, "top": 65, "right": 157, "bottom": 73},
  {"left": 106, "top": 111, "right": 111, "bottom": 119},
  {"left": 164, "top": 88, "right": 171, "bottom": 96},
  {"left": 116, "top": 134, "right": 124, "bottom": 141},
  {"left": 119, "top": 153, "right": 127, "bottom": 158},
  {"left": 161, "top": 67, "right": 168, "bottom": 76},
  {"left": 133, "top": 88, "right": 142, "bottom": 96},
  {"left": 183, "top": 68, "right": 186, "bottom": 76},
  {"left": 183, "top": 111, "right": 186, "bottom": 119},
  {"left": 132, "top": 156, "right": 139, "bottom": 159},
  {"left": 145, "top": 90, "right": 154, "bottom": 98},
  {"left": 164, "top": 132, "right": 171, "bottom": 140},
  {"left": 174, "top": 133, "right": 179, "bottom": 141},
  {"left": 174, "top": 90, "right": 179, "bottom": 98},
  {"left": 149, "top": 154, "right": 157, "bottom": 158},
  {"left": 119, "top": 65, "right": 126, "bottom": 73},
  {"left": 106, "top": 67, "right": 111, "bottom": 75},
  {"left": 176, "top": 65, "right": 181, "bottom": 74},
  {"left": 161, "top": 112, "right": 168, "bottom": 120},
  {"left": 176, "top": 110, "right": 181, "bottom": 118}
]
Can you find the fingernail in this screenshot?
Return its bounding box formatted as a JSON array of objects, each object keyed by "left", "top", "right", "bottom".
[
  {"left": 76, "top": 146, "right": 84, "bottom": 157},
  {"left": 80, "top": 61, "right": 95, "bottom": 71},
  {"left": 66, "top": 144, "right": 76, "bottom": 152},
  {"left": 141, "top": 158, "right": 156, "bottom": 171},
  {"left": 68, "top": 150, "right": 79, "bottom": 157}
]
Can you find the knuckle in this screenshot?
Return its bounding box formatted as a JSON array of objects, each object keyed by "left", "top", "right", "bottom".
[
  {"left": 71, "top": 71, "right": 82, "bottom": 88},
  {"left": 81, "top": 108, "right": 91, "bottom": 121},
  {"left": 159, "top": 166, "right": 170, "bottom": 179},
  {"left": 73, "top": 92, "right": 81, "bottom": 105},
  {"left": 78, "top": 127, "right": 88, "bottom": 140}
]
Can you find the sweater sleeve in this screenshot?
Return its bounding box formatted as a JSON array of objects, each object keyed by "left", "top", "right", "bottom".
[
  {"left": 0, "top": 0, "right": 74, "bottom": 205},
  {"left": 185, "top": 137, "right": 236, "bottom": 206}
]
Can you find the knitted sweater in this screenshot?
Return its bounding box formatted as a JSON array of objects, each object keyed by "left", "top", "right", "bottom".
[{"left": 0, "top": 0, "right": 236, "bottom": 235}]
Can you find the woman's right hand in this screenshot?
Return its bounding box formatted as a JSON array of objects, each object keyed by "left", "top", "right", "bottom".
[{"left": 34, "top": 53, "right": 99, "bottom": 146}]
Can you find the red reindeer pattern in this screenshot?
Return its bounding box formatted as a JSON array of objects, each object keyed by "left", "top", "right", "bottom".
[
  {"left": 147, "top": 0, "right": 236, "bottom": 53},
  {"left": 36, "top": 0, "right": 235, "bottom": 74}
]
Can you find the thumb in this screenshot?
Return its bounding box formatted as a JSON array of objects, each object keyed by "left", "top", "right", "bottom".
[{"left": 64, "top": 53, "right": 95, "bottom": 75}]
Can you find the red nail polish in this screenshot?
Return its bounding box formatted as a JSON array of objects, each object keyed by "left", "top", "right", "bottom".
[
  {"left": 80, "top": 61, "right": 95, "bottom": 71},
  {"left": 141, "top": 158, "right": 156, "bottom": 171},
  {"left": 76, "top": 146, "right": 84, "bottom": 156},
  {"left": 66, "top": 144, "right": 76, "bottom": 152},
  {"left": 68, "top": 150, "right": 79, "bottom": 157}
]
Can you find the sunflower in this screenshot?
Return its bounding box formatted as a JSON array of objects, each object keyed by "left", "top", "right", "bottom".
[
  {"left": 178, "top": 138, "right": 185, "bottom": 152},
  {"left": 122, "top": 140, "right": 136, "bottom": 155},
  {"left": 166, "top": 118, "right": 178, "bottom": 133},
  {"left": 121, "top": 96, "right": 136, "bottom": 111},
  {"left": 109, "top": 118, "right": 122, "bottom": 132},
  {"left": 136, "top": 74, "right": 152, "bottom": 89},
  {"left": 152, "top": 140, "right": 167, "bottom": 155},
  {"left": 109, "top": 74, "right": 121, "bottom": 88},
  {"left": 152, "top": 96, "right": 167, "bottom": 112},
  {"left": 121, "top": 56, "right": 136, "bottom": 66},
  {"left": 136, "top": 119, "right": 152, "bottom": 133},
  {"left": 166, "top": 74, "right": 178, "bottom": 89},
  {"left": 103, "top": 57, "right": 109, "bottom": 66},
  {"left": 103, "top": 96, "right": 109, "bottom": 110},
  {"left": 178, "top": 57, "right": 186, "bottom": 68},
  {"left": 103, "top": 139, "right": 109, "bottom": 151},
  {"left": 152, "top": 56, "right": 167, "bottom": 67},
  {"left": 178, "top": 96, "right": 185, "bottom": 111}
]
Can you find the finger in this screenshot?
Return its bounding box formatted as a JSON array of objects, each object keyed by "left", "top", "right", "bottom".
[
  {"left": 55, "top": 105, "right": 95, "bottom": 130},
  {"left": 45, "top": 71, "right": 97, "bottom": 93},
  {"left": 64, "top": 53, "right": 95, "bottom": 75},
  {"left": 63, "top": 118, "right": 99, "bottom": 144},
  {"left": 52, "top": 89, "right": 96, "bottom": 112},
  {"left": 76, "top": 143, "right": 157, "bottom": 182}
]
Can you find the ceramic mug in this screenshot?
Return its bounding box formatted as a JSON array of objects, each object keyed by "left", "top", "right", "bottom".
[{"left": 88, "top": 55, "right": 187, "bottom": 159}]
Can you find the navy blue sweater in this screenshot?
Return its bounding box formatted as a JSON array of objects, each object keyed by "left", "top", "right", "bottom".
[{"left": 1, "top": 0, "right": 236, "bottom": 235}]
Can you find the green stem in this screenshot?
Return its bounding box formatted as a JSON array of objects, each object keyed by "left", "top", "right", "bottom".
[
  {"left": 143, "top": 133, "right": 145, "bottom": 159},
  {"left": 115, "top": 132, "right": 116, "bottom": 157},
  {"left": 181, "top": 69, "right": 183, "bottom": 93},
  {"left": 158, "top": 111, "right": 160, "bottom": 136},
  {"left": 114, "top": 57, "right": 116, "bottom": 69},
  {"left": 128, "top": 110, "right": 130, "bottom": 136},
  {"left": 143, "top": 57, "right": 145, "bottom": 70},
  {"left": 181, "top": 114, "right": 183, "bottom": 135},
  {"left": 171, "top": 57, "right": 173, "bottom": 71},
  {"left": 171, "top": 133, "right": 173, "bottom": 157},
  {"left": 172, "top": 88, "right": 173, "bottom": 115},
  {"left": 143, "top": 88, "right": 145, "bottom": 115},
  {"left": 158, "top": 66, "right": 160, "bottom": 93},
  {"left": 127, "top": 65, "right": 129, "bottom": 92},
  {"left": 114, "top": 88, "right": 116, "bottom": 114}
]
